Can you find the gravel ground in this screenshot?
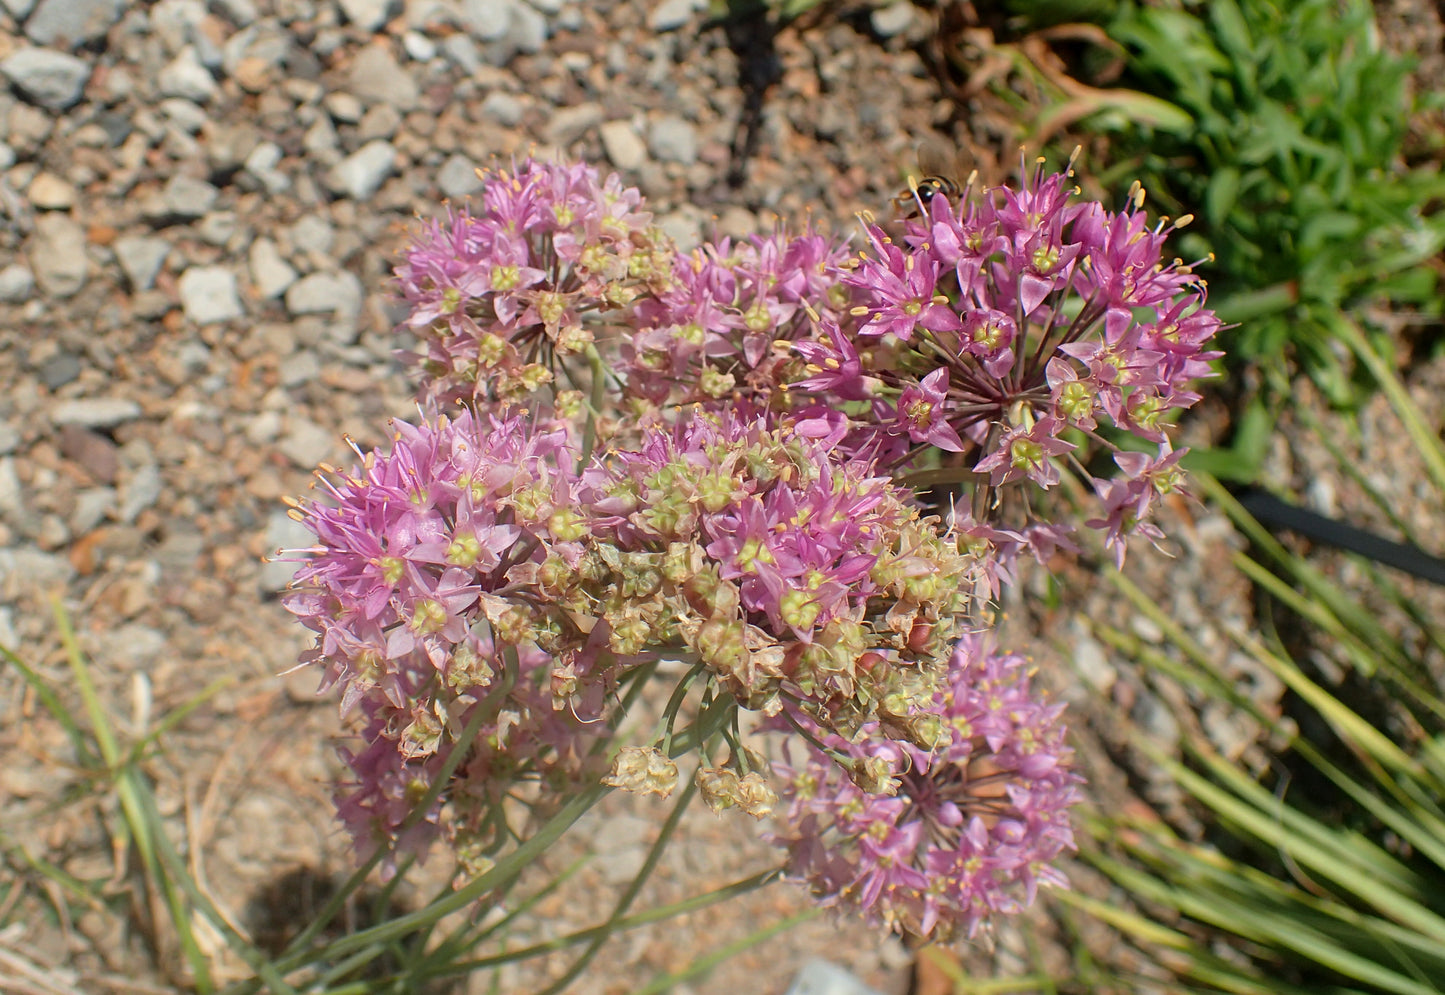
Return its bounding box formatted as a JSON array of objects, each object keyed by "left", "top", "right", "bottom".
[{"left": 2, "top": 0, "right": 1443, "bottom": 993}]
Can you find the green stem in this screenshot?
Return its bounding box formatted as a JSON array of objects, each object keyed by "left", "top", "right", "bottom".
[
  {"left": 420, "top": 868, "right": 782, "bottom": 978},
  {"left": 1331, "top": 314, "right": 1445, "bottom": 496},
  {"left": 535, "top": 774, "right": 701, "bottom": 995},
  {"left": 579, "top": 343, "right": 609, "bottom": 467}
]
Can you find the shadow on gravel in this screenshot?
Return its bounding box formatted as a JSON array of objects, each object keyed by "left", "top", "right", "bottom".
[{"left": 245, "top": 865, "right": 457, "bottom": 993}]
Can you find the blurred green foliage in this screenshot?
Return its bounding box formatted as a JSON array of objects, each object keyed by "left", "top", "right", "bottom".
[{"left": 1087, "top": 0, "right": 1445, "bottom": 407}]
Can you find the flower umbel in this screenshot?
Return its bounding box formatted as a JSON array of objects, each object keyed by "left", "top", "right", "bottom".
[{"left": 769, "top": 633, "right": 1082, "bottom": 941}]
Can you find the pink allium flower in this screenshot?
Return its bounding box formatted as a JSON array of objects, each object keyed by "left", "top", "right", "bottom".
[
  {"left": 332, "top": 638, "right": 607, "bottom": 870},
  {"left": 284, "top": 409, "right": 580, "bottom": 704},
  {"left": 775, "top": 154, "right": 1220, "bottom": 560},
  {"left": 569, "top": 409, "right": 995, "bottom": 738},
  {"left": 769, "top": 633, "right": 1082, "bottom": 941},
  {"left": 852, "top": 234, "right": 962, "bottom": 342},
  {"left": 393, "top": 159, "right": 671, "bottom": 406},
  {"left": 1086, "top": 442, "right": 1186, "bottom": 567},
  {"left": 895, "top": 367, "right": 966, "bottom": 453},
  {"left": 622, "top": 229, "right": 852, "bottom": 406}
]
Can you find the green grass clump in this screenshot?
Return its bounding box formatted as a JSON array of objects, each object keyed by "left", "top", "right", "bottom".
[
  {"left": 1074, "top": 334, "right": 1445, "bottom": 993},
  {"left": 1093, "top": 0, "right": 1445, "bottom": 409}
]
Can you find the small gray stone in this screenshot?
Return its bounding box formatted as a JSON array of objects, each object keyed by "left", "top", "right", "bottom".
[
  {"left": 51, "top": 397, "right": 143, "bottom": 429},
  {"left": 459, "top": 0, "right": 513, "bottom": 41},
  {"left": 784, "top": 960, "right": 885, "bottom": 995},
  {"left": 596, "top": 844, "right": 647, "bottom": 886},
  {"left": 27, "top": 172, "right": 76, "bottom": 210},
  {"left": 0, "top": 548, "right": 75, "bottom": 598},
  {"left": 154, "top": 529, "right": 205, "bottom": 574},
  {"left": 102, "top": 624, "right": 167, "bottom": 669},
  {"left": 599, "top": 119, "right": 646, "bottom": 171},
  {"left": 325, "top": 140, "right": 397, "bottom": 200},
  {"left": 221, "top": 21, "right": 290, "bottom": 77},
  {"left": 245, "top": 410, "right": 283, "bottom": 445},
  {"left": 347, "top": 43, "right": 419, "bottom": 110},
  {"left": 869, "top": 1, "right": 916, "bottom": 38},
  {"left": 1130, "top": 614, "right": 1164, "bottom": 644},
  {"left": 150, "top": 0, "right": 207, "bottom": 53},
  {"left": 302, "top": 117, "right": 339, "bottom": 159},
  {"left": 0, "top": 607, "right": 14, "bottom": 657},
  {"left": 174, "top": 340, "right": 211, "bottom": 376},
  {"left": 323, "top": 90, "right": 364, "bottom": 123},
  {"left": 159, "top": 97, "right": 209, "bottom": 134},
  {"left": 278, "top": 351, "right": 320, "bottom": 387},
  {"left": 71, "top": 487, "right": 116, "bottom": 533},
  {"left": 29, "top": 213, "right": 88, "bottom": 299},
  {"left": 657, "top": 208, "right": 701, "bottom": 250},
  {"left": 357, "top": 102, "right": 402, "bottom": 142},
  {"left": 0, "top": 458, "right": 24, "bottom": 524},
  {"left": 178, "top": 265, "right": 243, "bottom": 324},
  {"left": 338, "top": 0, "right": 398, "bottom": 32},
  {"left": 1, "top": 48, "right": 91, "bottom": 111},
  {"left": 113, "top": 236, "right": 170, "bottom": 292},
  {"left": 714, "top": 204, "right": 756, "bottom": 239},
  {"left": 243, "top": 140, "right": 290, "bottom": 194},
  {"left": 212, "top": 0, "right": 256, "bottom": 25},
  {"left": 543, "top": 101, "right": 602, "bottom": 147},
  {"left": 249, "top": 237, "right": 297, "bottom": 299},
  {"left": 289, "top": 214, "right": 336, "bottom": 257},
  {"left": 158, "top": 46, "right": 217, "bottom": 103},
  {"left": 24, "top": 0, "right": 125, "bottom": 46},
  {"left": 0, "top": 265, "right": 35, "bottom": 304},
  {"left": 1131, "top": 690, "right": 1180, "bottom": 750},
  {"left": 437, "top": 154, "right": 484, "bottom": 199},
  {"left": 0, "top": 424, "right": 19, "bottom": 456},
  {"left": 1201, "top": 702, "right": 1258, "bottom": 763},
  {"left": 647, "top": 0, "right": 700, "bottom": 32},
  {"left": 206, "top": 120, "right": 261, "bottom": 173},
  {"left": 402, "top": 30, "right": 437, "bottom": 62},
  {"left": 1071, "top": 630, "right": 1117, "bottom": 694},
  {"left": 405, "top": 0, "right": 456, "bottom": 30},
  {"left": 159, "top": 173, "right": 220, "bottom": 220},
  {"left": 196, "top": 211, "right": 239, "bottom": 247},
  {"left": 1, "top": 0, "right": 38, "bottom": 21},
  {"left": 118, "top": 463, "right": 162, "bottom": 522},
  {"left": 285, "top": 270, "right": 363, "bottom": 318},
  {"left": 276, "top": 418, "right": 336, "bottom": 469},
  {"left": 508, "top": 2, "right": 546, "bottom": 53},
  {"left": 478, "top": 90, "right": 523, "bottom": 126},
  {"left": 132, "top": 290, "right": 171, "bottom": 320},
  {"left": 648, "top": 115, "right": 697, "bottom": 165},
  {"left": 38, "top": 352, "right": 81, "bottom": 390},
  {"left": 441, "top": 33, "right": 481, "bottom": 74}
]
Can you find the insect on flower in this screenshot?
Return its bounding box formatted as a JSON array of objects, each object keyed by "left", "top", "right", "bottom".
[{"left": 892, "top": 138, "right": 972, "bottom": 219}]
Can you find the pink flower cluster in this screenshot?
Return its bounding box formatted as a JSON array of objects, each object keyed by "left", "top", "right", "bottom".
[
  {"left": 768, "top": 634, "right": 1081, "bottom": 940},
  {"left": 281, "top": 152, "right": 1222, "bottom": 940},
  {"left": 784, "top": 158, "right": 1220, "bottom": 565},
  {"left": 573, "top": 410, "right": 994, "bottom": 737},
  {"left": 285, "top": 407, "right": 1002, "bottom": 862},
  {"left": 393, "top": 159, "right": 671, "bottom": 406},
  {"left": 622, "top": 231, "right": 853, "bottom": 407},
  {"left": 284, "top": 410, "right": 608, "bottom": 862}
]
